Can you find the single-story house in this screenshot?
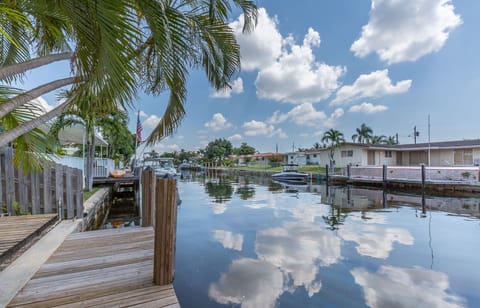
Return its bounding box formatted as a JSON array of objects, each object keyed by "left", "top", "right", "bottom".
[
  {"left": 235, "top": 152, "right": 283, "bottom": 166},
  {"left": 284, "top": 139, "right": 480, "bottom": 168}
]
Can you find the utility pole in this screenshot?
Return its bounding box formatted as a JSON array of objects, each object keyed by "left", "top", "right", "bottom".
[{"left": 413, "top": 126, "right": 419, "bottom": 144}]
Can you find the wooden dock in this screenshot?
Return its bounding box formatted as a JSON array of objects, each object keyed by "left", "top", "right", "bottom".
[
  {"left": 0, "top": 214, "right": 58, "bottom": 265},
  {"left": 7, "top": 227, "right": 179, "bottom": 307}
]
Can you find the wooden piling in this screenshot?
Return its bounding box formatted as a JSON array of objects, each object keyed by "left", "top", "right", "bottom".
[
  {"left": 141, "top": 168, "right": 156, "bottom": 227},
  {"left": 153, "top": 178, "right": 178, "bottom": 285},
  {"left": 382, "top": 164, "right": 387, "bottom": 190},
  {"left": 325, "top": 164, "right": 329, "bottom": 185}
]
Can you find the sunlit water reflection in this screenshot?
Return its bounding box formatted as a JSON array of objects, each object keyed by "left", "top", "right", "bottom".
[{"left": 173, "top": 172, "right": 480, "bottom": 308}]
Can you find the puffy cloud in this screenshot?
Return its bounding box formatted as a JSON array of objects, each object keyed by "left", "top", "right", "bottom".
[
  {"left": 205, "top": 113, "right": 233, "bottom": 131},
  {"left": 351, "top": 0, "right": 462, "bottom": 64},
  {"left": 331, "top": 70, "right": 411, "bottom": 105},
  {"left": 267, "top": 103, "right": 344, "bottom": 129},
  {"left": 209, "top": 258, "right": 285, "bottom": 308},
  {"left": 349, "top": 102, "right": 388, "bottom": 114},
  {"left": 352, "top": 266, "right": 466, "bottom": 307},
  {"left": 242, "top": 120, "right": 287, "bottom": 138},
  {"left": 227, "top": 134, "right": 243, "bottom": 141},
  {"left": 139, "top": 110, "right": 148, "bottom": 118},
  {"left": 212, "top": 230, "right": 244, "bottom": 251},
  {"left": 256, "top": 221, "right": 341, "bottom": 296},
  {"left": 143, "top": 114, "right": 161, "bottom": 129},
  {"left": 339, "top": 224, "right": 413, "bottom": 259},
  {"left": 210, "top": 77, "right": 244, "bottom": 98},
  {"left": 30, "top": 97, "right": 53, "bottom": 113},
  {"left": 232, "top": 9, "right": 345, "bottom": 104},
  {"left": 230, "top": 8, "right": 282, "bottom": 71}
]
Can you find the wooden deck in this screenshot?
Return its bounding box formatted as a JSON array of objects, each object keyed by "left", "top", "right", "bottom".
[
  {"left": 8, "top": 227, "right": 179, "bottom": 307},
  {"left": 0, "top": 214, "right": 58, "bottom": 265}
]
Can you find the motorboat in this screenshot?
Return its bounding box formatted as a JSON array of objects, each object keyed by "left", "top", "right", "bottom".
[
  {"left": 272, "top": 164, "right": 309, "bottom": 184},
  {"left": 142, "top": 151, "right": 178, "bottom": 178}
]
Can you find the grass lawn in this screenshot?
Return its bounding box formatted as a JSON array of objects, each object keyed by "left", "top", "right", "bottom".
[
  {"left": 83, "top": 187, "right": 100, "bottom": 202},
  {"left": 224, "top": 164, "right": 328, "bottom": 173}
]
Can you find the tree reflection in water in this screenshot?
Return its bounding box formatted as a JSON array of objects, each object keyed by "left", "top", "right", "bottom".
[{"left": 205, "top": 178, "right": 234, "bottom": 203}]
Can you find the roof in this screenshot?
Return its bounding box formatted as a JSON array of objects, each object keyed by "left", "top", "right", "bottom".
[{"left": 370, "top": 139, "right": 480, "bottom": 150}]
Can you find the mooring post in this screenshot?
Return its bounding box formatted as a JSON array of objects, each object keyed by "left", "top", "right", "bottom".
[
  {"left": 383, "top": 164, "right": 387, "bottom": 190},
  {"left": 325, "top": 164, "right": 329, "bottom": 185},
  {"left": 421, "top": 164, "right": 426, "bottom": 189},
  {"left": 347, "top": 164, "right": 351, "bottom": 179},
  {"left": 141, "top": 168, "right": 156, "bottom": 227},
  {"left": 153, "top": 178, "right": 178, "bottom": 285}
]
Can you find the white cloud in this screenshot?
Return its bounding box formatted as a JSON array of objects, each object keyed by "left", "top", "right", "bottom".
[
  {"left": 230, "top": 8, "right": 282, "bottom": 71},
  {"left": 139, "top": 110, "right": 148, "bottom": 118},
  {"left": 242, "top": 120, "right": 287, "bottom": 138},
  {"left": 30, "top": 97, "right": 53, "bottom": 113},
  {"left": 232, "top": 9, "right": 345, "bottom": 104},
  {"left": 212, "top": 230, "right": 244, "bottom": 251},
  {"left": 204, "top": 113, "right": 233, "bottom": 131},
  {"left": 331, "top": 70, "right": 411, "bottom": 105},
  {"left": 209, "top": 258, "right": 285, "bottom": 308},
  {"left": 210, "top": 77, "right": 244, "bottom": 98},
  {"left": 349, "top": 102, "right": 388, "bottom": 114},
  {"left": 256, "top": 221, "right": 342, "bottom": 297},
  {"left": 267, "top": 103, "right": 344, "bottom": 129},
  {"left": 351, "top": 0, "right": 462, "bottom": 64},
  {"left": 352, "top": 266, "right": 466, "bottom": 307},
  {"left": 227, "top": 134, "right": 243, "bottom": 141},
  {"left": 144, "top": 114, "right": 161, "bottom": 129}
]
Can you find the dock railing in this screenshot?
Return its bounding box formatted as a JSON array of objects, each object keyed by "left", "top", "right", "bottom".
[{"left": 0, "top": 146, "right": 83, "bottom": 218}]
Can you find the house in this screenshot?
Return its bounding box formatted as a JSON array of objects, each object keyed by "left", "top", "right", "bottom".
[
  {"left": 236, "top": 152, "right": 283, "bottom": 166},
  {"left": 285, "top": 139, "right": 480, "bottom": 168}
]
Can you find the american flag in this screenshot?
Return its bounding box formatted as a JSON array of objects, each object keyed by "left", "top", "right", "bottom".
[{"left": 136, "top": 112, "right": 142, "bottom": 142}]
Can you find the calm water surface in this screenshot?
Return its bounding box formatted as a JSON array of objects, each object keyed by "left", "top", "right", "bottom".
[{"left": 173, "top": 172, "right": 480, "bottom": 308}]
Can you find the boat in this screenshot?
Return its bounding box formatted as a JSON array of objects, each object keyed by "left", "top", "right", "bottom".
[
  {"left": 142, "top": 151, "right": 179, "bottom": 178},
  {"left": 109, "top": 169, "right": 126, "bottom": 178},
  {"left": 272, "top": 164, "right": 309, "bottom": 184}
]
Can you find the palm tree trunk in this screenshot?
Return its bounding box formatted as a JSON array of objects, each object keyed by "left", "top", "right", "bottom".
[
  {"left": 0, "top": 52, "right": 73, "bottom": 80},
  {"left": 0, "top": 77, "right": 76, "bottom": 118},
  {"left": 85, "top": 128, "right": 96, "bottom": 191},
  {"left": 0, "top": 95, "right": 74, "bottom": 147}
]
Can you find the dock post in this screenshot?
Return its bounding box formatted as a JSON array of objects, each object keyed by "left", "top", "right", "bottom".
[
  {"left": 153, "top": 178, "right": 178, "bottom": 285},
  {"left": 141, "top": 168, "right": 156, "bottom": 227},
  {"left": 421, "top": 164, "right": 426, "bottom": 189},
  {"left": 382, "top": 164, "right": 387, "bottom": 190},
  {"left": 347, "top": 164, "right": 351, "bottom": 179},
  {"left": 325, "top": 164, "right": 329, "bottom": 185}
]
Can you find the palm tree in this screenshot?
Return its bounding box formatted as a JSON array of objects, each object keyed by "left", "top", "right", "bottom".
[
  {"left": 321, "top": 129, "right": 345, "bottom": 171},
  {"left": 313, "top": 142, "right": 321, "bottom": 150},
  {"left": 385, "top": 135, "right": 398, "bottom": 145},
  {"left": 352, "top": 123, "right": 373, "bottom": 143},
  {"left": 369, "top": 135, "right": 387, "bottom": 144},
  {"left": 0, "top": 0, "right": 258, "bottom": 157}
]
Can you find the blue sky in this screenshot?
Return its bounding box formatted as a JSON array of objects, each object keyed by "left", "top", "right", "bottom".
[{"left": 29, "top": 0, "right": 480, "bottom": 154}]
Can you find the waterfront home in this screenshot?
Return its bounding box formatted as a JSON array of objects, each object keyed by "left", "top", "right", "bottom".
[
  {"left": 235, "top": 152, "right": 283, "bottom": 167},
  {"left": 286, "top": 139, "right": 480, "bottom": 168}
]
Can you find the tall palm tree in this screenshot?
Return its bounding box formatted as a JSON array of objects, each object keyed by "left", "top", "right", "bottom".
[
  {"left": 352, "top": 123, "right": 373, "bottom": 143},
  {"left": 0, "top": 0, "right": 258, "bottom": 154},
  {"left": 321, "top": 129, "right": 344, "bottom": 171}
]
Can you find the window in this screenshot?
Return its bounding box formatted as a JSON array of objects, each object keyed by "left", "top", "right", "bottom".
[
  {"left": 385, "top": 150, "right": 393, "bottom": 158},
  {"left": 341, "top": 150, "right": 353, "bottom": 157},
  {"left": 306, "top": 155, "right": 310, "bottom": 159},
  {"left": 313, "top": 154, "right": 317, "bottom": 158},
  {"left": 454, "top": 149, "right": 473, "bottom": 165}
]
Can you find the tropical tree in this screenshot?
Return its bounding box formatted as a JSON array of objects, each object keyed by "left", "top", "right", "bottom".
[
  {"left": 369, "top": 135, "right": 387, "bottom": 144},
  {"left": 322, "top": 129, "right": 345, "bottom": 171},
  {"left": 233, "top": 142, "right": 256, "bottom": 155},
  {"left": 0, "top": 0, "right": 258, "bottom": 164},
  {"left": 204, "top": 138, "right": 233, "bottom": 164},
  {"left": 385, "top": 135, "right": 398, "bottom": 145},
  {"left": 49, "top": 92, "right": 122, "bottom": 191},
  {"left": 352, "top": 123, "right": 373, "bottom": 143},
  {"left": 313, "top": 142, "right": 321, "bottom": 149}
]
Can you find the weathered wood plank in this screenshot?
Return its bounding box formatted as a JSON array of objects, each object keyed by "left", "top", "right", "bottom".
[
  {"left": 5, "top": 147, "right": 15, "bottom": 215},
  {"left": 31, "top": 172, "right": 41, "bottom": 214},
  {"left": 43, "top": 163, "right": 52, "bottom": 214},
  {"left": 8, "top": 227, "right": 179, "bottom": 308},
  {"left": 66, "top": 167, "right": 74, "bottom": 218},
  {"left": 55, "top": 164, "right": 64, "bottom": 219}
]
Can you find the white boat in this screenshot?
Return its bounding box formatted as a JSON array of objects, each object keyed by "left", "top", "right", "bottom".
[
  {"left": 142, "top": 152, "right": 178, "bottom": 178},
  {"left": 272, "top": 164, "right": 309, "bottom": 183}
]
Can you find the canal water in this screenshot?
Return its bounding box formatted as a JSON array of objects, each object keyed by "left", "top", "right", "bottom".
[{"left": 173, "top": 172, "right": 480, "bottom": 308}]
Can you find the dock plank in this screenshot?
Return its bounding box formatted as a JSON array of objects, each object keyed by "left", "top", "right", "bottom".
[
  {"left": 8, "top": 227, "right": 180, "bottom": 307},
  {"left": 0, "top": 214, "right": 57, "bottom": 265}
]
